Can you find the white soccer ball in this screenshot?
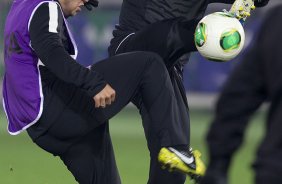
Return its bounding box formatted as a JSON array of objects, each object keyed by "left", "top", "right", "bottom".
[{"left": 194, "top": 12, "right": 245, "bottom": 62}]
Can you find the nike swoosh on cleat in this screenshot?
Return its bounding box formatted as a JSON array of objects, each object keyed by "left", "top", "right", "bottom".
[{"left": 168, "top": 147, "right": 194, "bottom": 164}]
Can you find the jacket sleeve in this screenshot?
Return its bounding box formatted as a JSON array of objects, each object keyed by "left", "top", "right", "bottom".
[{"left": 29, "top": 2, "right": 106, "bottom": 97}]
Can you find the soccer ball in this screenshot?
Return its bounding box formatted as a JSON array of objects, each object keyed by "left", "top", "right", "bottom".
[{"left": 194, "top": 12, "right": 245, "bottom": 62}]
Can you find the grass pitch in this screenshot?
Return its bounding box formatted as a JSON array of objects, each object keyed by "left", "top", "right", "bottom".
[{"left": 0, "top": 108, "right": 265, "bottom": 184}]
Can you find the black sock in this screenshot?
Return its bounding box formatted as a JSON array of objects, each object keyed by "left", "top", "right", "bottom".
[{"left": 170, "top": 145, "right": 189, "bottom": 152}]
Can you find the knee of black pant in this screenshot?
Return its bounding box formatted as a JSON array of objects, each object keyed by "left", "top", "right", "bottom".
[
  {"left": 133, "top": 51, "right": 168, "bottom": 80},
  {"left": 144, "top": 52, "right": 163, "bottom": 63},
  {"left": 144, "top": 52, "right": 167, "bottom": 73}
]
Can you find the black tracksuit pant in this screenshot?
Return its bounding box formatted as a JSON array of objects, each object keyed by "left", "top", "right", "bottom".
[
  {"left": 109, "top": 18, "right": 198, "bottom": 184},
  {"left": 27, "top": 51, "right": 188, "bottom": 184}
]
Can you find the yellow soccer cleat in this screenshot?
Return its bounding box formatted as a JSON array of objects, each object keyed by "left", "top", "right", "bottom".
[
  {"left": 158, "top": 147, "right": 206, "bottom": 183},
  {"left": 229, "top": 0, "right": 255, "bottom": 21}
]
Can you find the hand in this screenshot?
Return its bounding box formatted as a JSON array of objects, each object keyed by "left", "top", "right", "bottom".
[
  {"left": 229, "top": 0, "right": 256, "bottom": 21},
  {"left": 93, "top": 84, "right": 116, "bottom": 108},
  {"left": 84, "top": 0, "right": 99, "bottom": 11}
]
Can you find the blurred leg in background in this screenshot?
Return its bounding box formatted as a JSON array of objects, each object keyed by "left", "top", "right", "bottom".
[{"left": 201, "top": 5, "right": 282, "bottom": 184}]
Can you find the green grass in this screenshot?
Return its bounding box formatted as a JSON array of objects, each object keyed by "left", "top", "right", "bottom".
[{"left": 0, "top": 108, "right": 265, "bottom": 184}]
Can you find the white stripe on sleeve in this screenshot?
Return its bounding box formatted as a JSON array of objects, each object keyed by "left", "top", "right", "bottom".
[{"left": 48, "top": 2, "right": 58, "bottom": 33}]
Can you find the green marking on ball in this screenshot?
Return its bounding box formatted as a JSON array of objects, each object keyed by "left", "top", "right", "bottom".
[
  {"left": 195, "top": 23, "right": 207, "bottom": 47},
  {"left": 220, "top": 29, "right": 241, "bottom": 51}
]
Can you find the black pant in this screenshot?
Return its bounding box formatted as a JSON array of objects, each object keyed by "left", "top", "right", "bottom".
[
  {"left": 28, "top": 51, "right": 188, "bottom": 184},
  {"left": 109, "top": 18, "right": 197, "bottom": 184}
]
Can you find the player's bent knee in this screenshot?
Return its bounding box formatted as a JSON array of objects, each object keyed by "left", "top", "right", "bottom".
[{"left": 145, "top": 52, "right": 166, "bottom": 69}]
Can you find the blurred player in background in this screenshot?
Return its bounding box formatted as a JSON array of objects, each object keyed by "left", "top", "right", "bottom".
[
  {"left": 106, "top": 0, "right": 268, "bottom": 183},
  {"left": 201, "top": 5, "right": 282, "bottom": 184},
  {"left": 2, "top": 0, "right": 206, "bottom": 183}
]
